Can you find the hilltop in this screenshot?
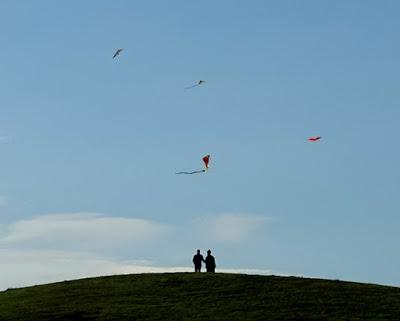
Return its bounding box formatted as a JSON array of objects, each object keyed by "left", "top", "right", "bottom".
[{"left": 0, "top": 273, "right": 399, "bottom": 320}]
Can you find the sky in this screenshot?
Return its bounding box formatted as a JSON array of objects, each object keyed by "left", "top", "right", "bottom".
[{"left": 0, "top": 0, "right": 399, "bottom": 289}]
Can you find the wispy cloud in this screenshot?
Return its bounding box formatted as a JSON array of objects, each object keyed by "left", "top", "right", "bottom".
[
  {"left": 196, "top": 213, "right": 267, "bottom": 242},
  {"left": 0, "top": 213, "right": 174, "bottom": 289},
  {"left": 0, "top": 249, "right": 182, "bottom": 289},
  {"left": 1, "top": 213, "right": 171, "bottom": 252}
]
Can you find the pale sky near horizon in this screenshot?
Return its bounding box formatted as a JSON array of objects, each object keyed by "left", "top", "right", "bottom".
[{"left": 0, "top": 1, "right": 399, "bottom": 289}]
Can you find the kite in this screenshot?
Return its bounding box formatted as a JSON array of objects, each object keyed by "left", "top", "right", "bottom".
[
  {"left": 185, "top": 80, "right": 205, "bottom": 90},
  {"left": 176, "top": 155, "right": 210, "bottom": 175},
  {"left": 308, "top": 136, "right": 321, "bottom": 142},
  {"left": 202, "top": 154, "right": 210, "bottom": 169},
  {"left": 113, "top": 48, "right": 123, "bottom": 59}
]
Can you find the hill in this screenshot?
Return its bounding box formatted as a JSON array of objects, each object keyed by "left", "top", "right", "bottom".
[{"left": 0, "top": 273, "right": 399, "bottom": 320}]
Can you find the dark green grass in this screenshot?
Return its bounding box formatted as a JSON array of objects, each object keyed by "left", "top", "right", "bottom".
[{"left": 0, "top": 273, "right": 399, "bottom": 320}]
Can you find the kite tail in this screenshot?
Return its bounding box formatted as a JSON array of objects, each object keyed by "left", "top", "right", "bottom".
[
  {"left": 176, "top": 169, "right": 206, "bottom": 175},
  {"left": 185, "top": 84, "right": 199, "bottom": 90}
]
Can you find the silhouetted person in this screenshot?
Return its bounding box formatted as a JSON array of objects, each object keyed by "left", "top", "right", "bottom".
[
  {"left": 192, "top": 249, "right": 205, "bottom": 272},
  {"left": 205, "top": 249, "right": 216, "bottom": 273}
]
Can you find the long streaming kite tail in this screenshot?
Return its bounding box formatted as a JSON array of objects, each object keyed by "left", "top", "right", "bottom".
[
  {"left": 184, "top": 84, "right": 199, "bottom": 90},
  {"left": 176, "top": 169, "right": 206, "bottom": 175}
]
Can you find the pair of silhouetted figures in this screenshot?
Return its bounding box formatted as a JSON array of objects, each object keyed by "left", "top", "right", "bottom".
[{"left": 192, "top": 249, "right": 216, "bottom": 272}]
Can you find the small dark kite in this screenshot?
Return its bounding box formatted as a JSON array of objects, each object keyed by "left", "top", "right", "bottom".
[
  {"left": 113, "top": 48, "right": 123, "bottom": 59},
  {"left": 185, "top": 80, "right": 205, "bottom": 90}
]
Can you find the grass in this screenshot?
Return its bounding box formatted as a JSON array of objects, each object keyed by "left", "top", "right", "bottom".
[{"left": 0, "top": 273, "right": 399, "bottom": 320}]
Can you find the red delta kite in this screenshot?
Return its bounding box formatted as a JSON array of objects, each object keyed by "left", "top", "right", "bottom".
[
  {"left": 202, "top": 155, "right": 210, "bottom": 170},
  {"left": 308, "top": 136, "right": 321, "bottom": 142},
  {"left": 176, "top": 154, "right": 211, "bottom": 175},
  {"left": 185, "top": 80, "right": 205, "bottom": 90}
]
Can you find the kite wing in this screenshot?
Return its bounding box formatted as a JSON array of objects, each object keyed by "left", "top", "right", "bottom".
[{"left": 308, "top": 136, "right": 321, "bottom": 142}]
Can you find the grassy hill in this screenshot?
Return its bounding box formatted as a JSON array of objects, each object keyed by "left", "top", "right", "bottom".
[{"left": 0, "top": 273, "right": 399, "bottom": 320}]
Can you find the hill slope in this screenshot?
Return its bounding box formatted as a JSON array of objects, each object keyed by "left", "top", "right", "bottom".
[{"left": 0, "top": 273, "right": 399, "bottom": 320}]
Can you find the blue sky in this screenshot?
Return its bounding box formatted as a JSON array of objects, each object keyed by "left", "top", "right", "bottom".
[{"left": 0, "top": 0, "right": 399, "bottom": 288}]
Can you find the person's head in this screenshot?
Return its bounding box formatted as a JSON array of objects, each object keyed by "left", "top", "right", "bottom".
[
  {"left": 197, "top": 249, "right": 200, "bottom": 254},
  {"left": 207, "top": 249, "right": 211, "bottom": 255}
]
